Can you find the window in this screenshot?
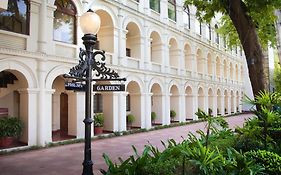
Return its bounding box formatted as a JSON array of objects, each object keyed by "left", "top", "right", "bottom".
[
  {"left": 199, "top": 21, "right": 202, "bottom": 35},
  {"left": 150, "top": 0, "right": 160, "bottom": 13},
  {"left": 215, "top": 24, "right": 219, "bottom": 44},
  {"left": 94, "top": 94, "right": 103, "bottom": 113},
  {"left": 208, "top": 24, "right": 211, "bottom": 40},
  {"left": 183, "top": 6, "right": 190, "bottom": 29},
  {"left": 168, "top": 0, "right": 176, "bottom": 21},
  {"left": 0, "top": 0, "right": 29, "bottom": 35},
  {"left": 126, "top": 95, "right": 131, "bottom": 111},
  {"left": 54, "top": 0, "right": 77, "bottom": 44},
  {"left": 223, "top": 37, "right": 227, "bottom": 48},
  {"left": 126, "top": 48, "right": 131, "bottom": 57}
]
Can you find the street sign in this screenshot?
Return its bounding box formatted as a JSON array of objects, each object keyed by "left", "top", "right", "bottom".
[
  {"left": 93, "top": 84, "right": 125, "bottom": 92},
  {"left": 65, "top": 82, "right": 85, "bottom": 91}
]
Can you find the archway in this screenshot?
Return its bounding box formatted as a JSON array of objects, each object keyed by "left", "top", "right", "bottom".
[
  {"left": 235, "top": 64, "right": 239, "bottom": 81},
  {"left": 230, "top": 62, "right": 234, "bottom": 80},
  {"left": 223, "top": 60, "right": 227, "bottom": 81},
  {"left": 216, "top": 56, "right": 220, "bottom": 78},
  {"left": 231, "top": 90, "right": 235, "bottom": 113},
  {"left": 93, "top": 81, "right": 115, "bottom": 134},
  {"left": 185, "top": 86, "right": 193, "bottom": 120},
  {"left": 170, "top": 85, "right": 180, "bottom": 122},
  {"left": 150, "top": 31, "right": 162, "bottom": 64},
  {"left": 207, "top": 53, "right": 212, "bottom": 76},
  {"left": 126, "top": 22, "right": 141, "bottom": 59},
  {"left": 224, "top": 90, "right": 229, "bottom": 114},
  {"left": 197, "top": 49, "right": 204, "bottom": 74},
  {"left": 52, "top": 75, "right": 75, "bottom": 141},
  {"left": 198, "top": 87, "right": 205, "bottom": 112},
  {"left": 217, "top": 89, "right": 222, "bottom": 115},
  {"left": 184, "top": 44, "right": 192, "bottom": 71},
  {"left": 208, "top": 88, "right": 214, "bottom": 115},
  {"left": 126, "top": 81, "right": 141, "bottom": 129},
  {"left": 236, "top": 91, "right": 240, "bottom": 112},
  {"left": 150, "top": 83, "right": 163, "bottom": 125},
  {"left": 0, "top": 70, "right": 29, "bottom": 148},
  {"left": 169, "top": 38, "right": 179, "bottom": 68},
  {"left": 96, "top": 10, "right": 114, "bottom": 53}
]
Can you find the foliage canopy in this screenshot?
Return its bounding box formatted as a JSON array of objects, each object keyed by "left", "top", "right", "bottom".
[{"left": 184, "top": 0, "right": 281, "bottom": 49}]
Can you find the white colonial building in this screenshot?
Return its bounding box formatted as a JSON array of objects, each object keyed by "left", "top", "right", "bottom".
[{"left": 0, "top": 0, "right": 246, "bottom": 147}]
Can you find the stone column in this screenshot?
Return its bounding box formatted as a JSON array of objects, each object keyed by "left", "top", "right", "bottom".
[
  {"left": 52, "top": 92, "right": 60, "bottom": 132},
  {"left": 38, "top": 0, "right": 47, "bottom": 53},
  {"left": 219, "top": 63, "right": 223, "bottom": 82},
  {"left": 118, "top": 92, "right": 127, "bottom": 131},
  {"left": 164, "top": 92, "right": 171, "bottom": 125},
  {"left": 37, "top": 60, "right": 54, "bottom": 146},
  {"left": 137, "top": 36, "right": 145, "bottom": 69},
  {"left": 162, "top": 34, "right": 170, "bottom": 73},
  {"left": 102, "top": 92, "right": 119, "bottom": 132},
  {"left": 204, "top": 89, "right": 209, "bottom": 113},
  {"left": 193, "top": 92, "right": 198, "bottom": 120},
  {"left": 143, "top": 93, "right": 152, "bottom": 129},
  {"left": 117, "top": 9, "right": 126, "bottom": 66},
  {"left": 188, "top": 54, "right": 196, "bottom": 78},
  {"left": 112, "top": 27, "right": 119, "bottom": 65},
  {"left": 213, "top": 93, "right": 217, "bottom": 116},
  {"left": 221, "top": 94, "right": 225, "bottom": 116},
  {"left": 179, "top": 93, "right": 185, "bottom": 122},
  {"left": 144, "top": 24, "right": 152, "bottom": 70},
  {"left": 18, "top": 88, "right": 38, "bottom": 146},
  {"left": 228, "top": 93, "right": 231, "bottom": 115},
  {"left": 234, "top": 93, "right": 237, "bottom": 113},
  {"left": 212, "top": 60, "right": 216, "bottom": 81}
]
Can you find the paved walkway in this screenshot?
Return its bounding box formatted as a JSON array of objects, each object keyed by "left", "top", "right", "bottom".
[{"left": 0, "top": 114, "right": 252, "bottom": 175}]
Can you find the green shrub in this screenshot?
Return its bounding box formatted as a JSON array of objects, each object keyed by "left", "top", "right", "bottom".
[
  {"left": 170, "top": 110, "right": 176, "bottom": 120},
  {"left": 151, "top": 112, "right": 157, "bottom": 122},
  {"left": 245, "top": 150, "right": 281, "bottom": 175},
  {"left": 126, "top": 114, "right": 135, "bottom": 124},
  {"left": 0, "top": 117, "right": 23, "bottom": 137},
  {"left": 222, "top": 148, "right": 264, "bottom": 175},
  {"left": 94, "top": 113, "right": 104, "bottom": 127}
]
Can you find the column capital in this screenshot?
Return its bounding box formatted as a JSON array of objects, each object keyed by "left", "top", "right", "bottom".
[{"left": 18, "top": 88, "right": 40, "bottom": 94}]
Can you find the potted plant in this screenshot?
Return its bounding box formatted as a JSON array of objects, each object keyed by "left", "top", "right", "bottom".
[
  {"left": 151, "top": 112, "right": 157, "bottom": 125},
  {"left": 0, "top": 117, "right": 23, "bottom": 148},
  {"left": 170, "top": 110, "right": 176, "bottom": 122},
  {"left": 126, "top": 114, "right": 135, "bottom": 129},
  {"left": 94, "top": 113, "right": 104, "bottom": 135}
]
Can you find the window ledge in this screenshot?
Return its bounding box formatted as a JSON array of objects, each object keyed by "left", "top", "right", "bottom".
[
  {"left": 0, "top": 30, "right": 28, "bottom": 39},
  {"left": 54, "top": 41, "right": 77, "bottom": 48},
  {"left": 150, "top": 9, "right": 160, "bottom": 15}
]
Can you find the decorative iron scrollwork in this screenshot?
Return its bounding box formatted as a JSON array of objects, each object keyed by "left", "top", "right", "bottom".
[
  {"left": 69, "top": 48, "right": 88, "bottom": 78},
  {"left": 92, "top": 50, "right": 120, "bottom": 79},
  {"left": 68, "top": 48, "right": 120, "bottom": 80}
]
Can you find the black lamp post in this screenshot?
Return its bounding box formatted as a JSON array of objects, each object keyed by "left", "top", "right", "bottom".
[{"left": 64, "top": 9, "right": 125, "bottom": 175}]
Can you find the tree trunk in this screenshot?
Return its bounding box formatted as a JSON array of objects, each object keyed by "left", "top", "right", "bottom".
[
  {"left": 275, "top": 10, "right": 281, "bottom": 63},
  {"left": 225, "top": 0, "right": 267, "bottom": 97}
]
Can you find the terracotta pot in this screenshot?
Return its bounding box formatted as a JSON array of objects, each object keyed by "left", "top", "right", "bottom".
[
  {"left": 94, "top": 127, "right": 103, "bottom": 135},
  {"left": 0, "top": 137, "right": 14, "bottom": 148}
]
